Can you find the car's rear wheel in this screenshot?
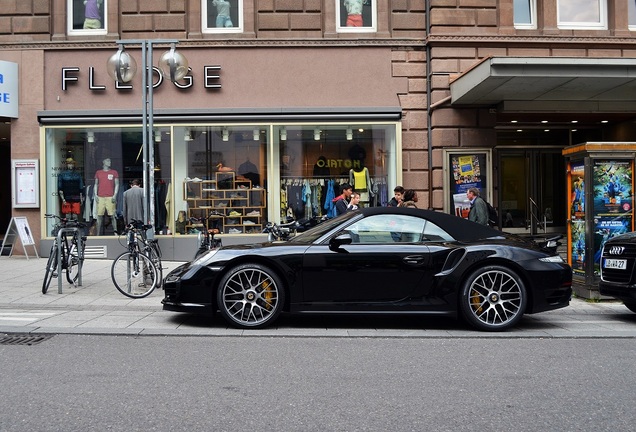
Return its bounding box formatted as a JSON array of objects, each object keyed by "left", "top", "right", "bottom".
[
  {"left": 217, "top": 263, "right": 285, "bottom": 329},
  {"left": 623, "top": 301, "right": 636, "bottom": 313},
  {"left": 460, "top": 265, "right": 527, "bottom": 331}
]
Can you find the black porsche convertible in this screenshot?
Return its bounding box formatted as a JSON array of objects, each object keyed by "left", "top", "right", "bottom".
[{"left": 162, "top": 207, "right": 572, "bottom": 331}]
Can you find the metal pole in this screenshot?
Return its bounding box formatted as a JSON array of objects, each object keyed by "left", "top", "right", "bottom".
[
  {"left": 141, "top": 40, "right": 149, "bottom": 229},
  {"left": 147, "top": 42, "right": 156, "bottom": 232},
  {"left": 113, "top": 38, "right": 181, "bottom": 235}
]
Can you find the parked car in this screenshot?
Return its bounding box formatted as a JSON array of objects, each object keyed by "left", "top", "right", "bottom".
[
  {"left": 162, "top": 207, "right": 572, "bottom": 331},
  {"left": 599, "top": 232, "right": 636, "bottom": 312}
]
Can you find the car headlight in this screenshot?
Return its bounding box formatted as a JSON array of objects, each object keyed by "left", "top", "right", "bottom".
[
  {"left": 192, "top": 249, "right": 219, "bottom": 265},
  {"left": 539, "top": 255, "right": 564, "bottom": 263}
]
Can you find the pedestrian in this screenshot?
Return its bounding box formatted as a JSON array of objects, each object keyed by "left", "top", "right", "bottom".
[
  {"left": 123, "top": 179, "right": 144, "bottom": 225},
  {"left": 466, "top": 187, "right": 488, "bottom": 225},
  {"left": 398, "top": 189, "right": 418, "bottom": 208},
  {"left": 347, "top": 192, "right": 361, "bottom": 211},
  {"left": 332, "top": 183, "right": 353, "bottom": 216},
  {"left": 387, "top": 186, "right": 404, "bottom": 207}
]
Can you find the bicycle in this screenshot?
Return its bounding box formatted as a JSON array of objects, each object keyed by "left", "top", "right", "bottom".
[
  {"left": 111, "top": 219, "right": 162, "bottom": 298},
  {"left": 42, "top": 214, "right": 87, "bottom": 294},
  {"left": 190, "top": 212, "right": 223, "bottom": 259}
]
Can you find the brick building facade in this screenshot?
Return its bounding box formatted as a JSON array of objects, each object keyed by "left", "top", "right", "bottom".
[{"left": 1, "top": 1, "right": 635, "bottom": 260}]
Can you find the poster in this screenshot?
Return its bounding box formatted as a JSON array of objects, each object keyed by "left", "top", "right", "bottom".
[
  {"left": 12, "top": 159, "right": 39, "bottom": 208},
  {"left": 448, "top": 153, "right": 488, "bottom": 218},
  {"left": 593, "top": 160, "right": 633, "bottom": 216},
  {"left": 591, "top": 160, "right": 634, "bottom": 275}
]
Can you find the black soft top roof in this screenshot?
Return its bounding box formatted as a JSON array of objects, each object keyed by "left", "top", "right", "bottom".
[{"left": 358, "top": 206, "right": 503, "bottom": 242}]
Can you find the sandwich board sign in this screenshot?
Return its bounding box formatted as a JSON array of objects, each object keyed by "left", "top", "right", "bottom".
[{"left": 1, "top": 216, "right": 39, "bottom": 259}]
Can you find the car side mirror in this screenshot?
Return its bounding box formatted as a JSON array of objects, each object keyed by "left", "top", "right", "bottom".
[{"left": 329, "top": 233, "right": 352, "bottom": 251}]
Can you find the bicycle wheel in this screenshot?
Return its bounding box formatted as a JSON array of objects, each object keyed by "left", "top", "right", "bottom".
[
  {"left": 111, "top": 251, "right": 158, "bottom": 298},
  {"left": 42, "top": 244, "right": 58, "bottom": 294},
  {"left": 147, "top": 241, "right": 163, "bottom": 288},
  {"left": 66, "top": 242, "right": 79, "bottom": 284}
]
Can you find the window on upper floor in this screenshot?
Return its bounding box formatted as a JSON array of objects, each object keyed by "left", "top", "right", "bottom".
[
  {"left": 336, "top": 0, "right": 377, "bottom": 33},
  {"left": 67, "top": 0, "right": 107, "bottom": 35},
  {"left": 203, "top": 0, "right": 243, "bottom": 34},
  {"left": 557, "top": 0, "right": 607, "bottom": 29},
  {"left": 513, "top": 0, "right": 537, "bottom": 29},
  {"left": 629, "top": 0, "right": 636, "bottom": 30}
]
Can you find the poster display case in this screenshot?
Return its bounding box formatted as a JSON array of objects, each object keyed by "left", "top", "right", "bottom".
[{"left": 563, "top": 143, "right": 636, "bottom": 298}]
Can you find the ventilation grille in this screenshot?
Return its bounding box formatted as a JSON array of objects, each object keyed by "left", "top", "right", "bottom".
[
  {"left": 0, "top": 334, "right": 54, "bottom": 346},
  {"left": 84, "top": 245, "right": 107, "bottom": 258}
]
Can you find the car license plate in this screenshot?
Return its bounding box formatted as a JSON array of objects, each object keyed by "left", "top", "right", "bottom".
[{"left": 603, "top": 258, "right": 627, "bottom": 270}]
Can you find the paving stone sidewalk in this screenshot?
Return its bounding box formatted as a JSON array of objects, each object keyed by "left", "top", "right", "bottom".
[{"left": 1, "top": 256, "right": 635, "bottom": 338}]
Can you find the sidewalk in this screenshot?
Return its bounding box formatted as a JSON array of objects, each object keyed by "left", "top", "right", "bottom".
[{"left": 1, "top": 256, "right": 636, "bottom": 338}]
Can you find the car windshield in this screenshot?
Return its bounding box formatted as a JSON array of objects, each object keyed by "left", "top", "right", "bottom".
[{"left": 289, "top": 212, "right": 360, "bottom": 244}]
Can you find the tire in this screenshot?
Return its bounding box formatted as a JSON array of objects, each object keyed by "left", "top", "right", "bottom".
[
  {"left": 66, "top": 243, "right": 79, "bottom": 285},
  {"left": 147, "top": 241, "right": 163, "bottom": 288},
  {"left": 460, "top": 265, "right": 527, "bottom": 331},
  {"left": 624, "top": 301, "right": 636, "bottom": 313},
  {"left": 217, "top": 263, "right": 285, "bottom": 329},
  {"left": 111, "top": 251, "right": 158, "bottom": 298},
  {"left": 42, "top": 246, "right": 58, "bottom": 294}
]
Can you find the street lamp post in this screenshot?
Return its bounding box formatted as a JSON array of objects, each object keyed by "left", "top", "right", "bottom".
[{"left": 107, "top": 39, "right": 188, "bottom": 232}]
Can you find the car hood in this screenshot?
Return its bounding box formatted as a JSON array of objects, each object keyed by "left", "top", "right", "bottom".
[{"left": 605, "top": 231, "right": 636, "bottom": 243}]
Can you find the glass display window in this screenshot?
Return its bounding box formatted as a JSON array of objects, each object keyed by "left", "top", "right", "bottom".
[
  {"left": 274, "top": 124, "right": 398, "bottom": 221},
  {"left": 42, "top": 121, "right": 400, "bottom": 238},
  {"left": 67, "top": 0, "right": 108, "bottom": 35},
  {"left": 202, "top": 0, "right": 243, "bottom": 33},
  {"left": 336, "top": 0, "right": 377, "bottom": 33},
  {"left": 44, "top": 126, "right": 172, "bottom": 237},
  {"left": 173, "top": 125, "right": 268, "bottom": 235}
]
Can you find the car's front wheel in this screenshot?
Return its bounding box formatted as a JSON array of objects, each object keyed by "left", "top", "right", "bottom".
[
  {"left": 460, "top": 265, "right": 527, "bottom": 331},
  {"left": 623, "top": 301, "right": 636, "bottom": 313},
  {"left": 217, "top": 264, "right": 285, "bottom": 329}
]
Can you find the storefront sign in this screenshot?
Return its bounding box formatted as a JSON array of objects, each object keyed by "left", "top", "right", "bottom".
[
  {"left": 0, "top": 60, "right": 19, "bottom": 118},
  {"left": 61, "top": 66, "right": 221, "bottom": 91}
]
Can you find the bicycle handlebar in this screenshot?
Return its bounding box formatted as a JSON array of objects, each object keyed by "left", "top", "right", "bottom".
[
  {"left": 127, "top": 219, "right": 153, "bottom": 231},
  {"left": 44, "top": 214, "right": 87, "bottom": 228}
]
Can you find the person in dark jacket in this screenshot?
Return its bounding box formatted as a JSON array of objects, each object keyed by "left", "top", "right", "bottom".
[
  {"left": 332, "top": 183, "right": 353, "bottom": 216},
  {"left": 467, "top": 187, "right": 488, "bottom": 225},
  {"left": 398, "top": 189, "right": 418, "bottom": 208},
  {"left": 387, "top": 185, "right": 405, "bottom": 207}
]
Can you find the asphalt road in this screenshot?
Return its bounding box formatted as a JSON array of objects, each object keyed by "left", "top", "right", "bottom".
[{"left": 1, "top": 334, "right": 634, "bottom": 432}]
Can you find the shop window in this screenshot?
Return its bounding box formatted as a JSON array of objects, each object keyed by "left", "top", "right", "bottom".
[
  {"left": 276, "top": 124, "right": 397, "bottom": 221},
  {"left": 67, "top": 0, "right": 107, "bottom": 35},
  {"left": 557, "top": 0, "right": 607, "bottom": 29},
  {"left": 202, "top": 0, "right": 243, "bottom": 33},
  {"left": 44, "top": 126, "right": 171, "bottom": 237},
  {"left": 174, "top": 126, "right": 267, "bottom": 235},
  {"left": 630, "top": 0, "right": 636, "bottom": 30},
  {"left": 336, "top": 0, "right": 377, "bottom": 33},
  {"left": 513, "top": 0, "right": 536, "bottom": 29}
]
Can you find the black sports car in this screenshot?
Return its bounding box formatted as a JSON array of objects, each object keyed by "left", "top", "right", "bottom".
[
  {"left": 162, "top": 207, "right": 572, "bottom": 331},
  {"left": 599, "top": 232, "right": 636, "bottom": 312}
]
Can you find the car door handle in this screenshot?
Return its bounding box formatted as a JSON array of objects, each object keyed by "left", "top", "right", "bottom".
[{"left": 403, "top": 255, "right": 426, "bottom": 266}]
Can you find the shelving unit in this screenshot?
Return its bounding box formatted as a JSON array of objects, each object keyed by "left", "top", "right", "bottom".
[{"left": 184, "top": 172, "right": 266, "bottom": 234}]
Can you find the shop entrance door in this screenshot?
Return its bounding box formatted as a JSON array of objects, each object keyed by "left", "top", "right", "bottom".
[{"left": 498, "top": 148, "right": 566, "bottom": 234}]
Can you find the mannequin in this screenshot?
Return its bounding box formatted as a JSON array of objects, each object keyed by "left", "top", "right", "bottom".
[
  {"left": 123, "top": 178, "right": 144, "bottom": 225},
  {"left": 212, "top": 0, "right": 233, "bottom": 28},
  {"left": 349, "top": 162, "right": 372, "bottom": 206},
  {"left": 58, "top": 157, "right": 84, "bottom": 219},
  {"left": 94, "top": 157, "right": 119, "bottom": 235}
]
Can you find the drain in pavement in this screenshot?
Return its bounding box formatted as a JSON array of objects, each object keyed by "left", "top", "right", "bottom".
[{"left": 0, "top": 334, "right": 54, "bottom": 346}]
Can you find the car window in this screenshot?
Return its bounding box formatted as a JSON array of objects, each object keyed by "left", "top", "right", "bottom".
[
  {"left": 422, "top": 220, "right": 454, "bottom": 242},
  {"left": 344, "top": 214, "right": 426, "bottom": 244}
]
